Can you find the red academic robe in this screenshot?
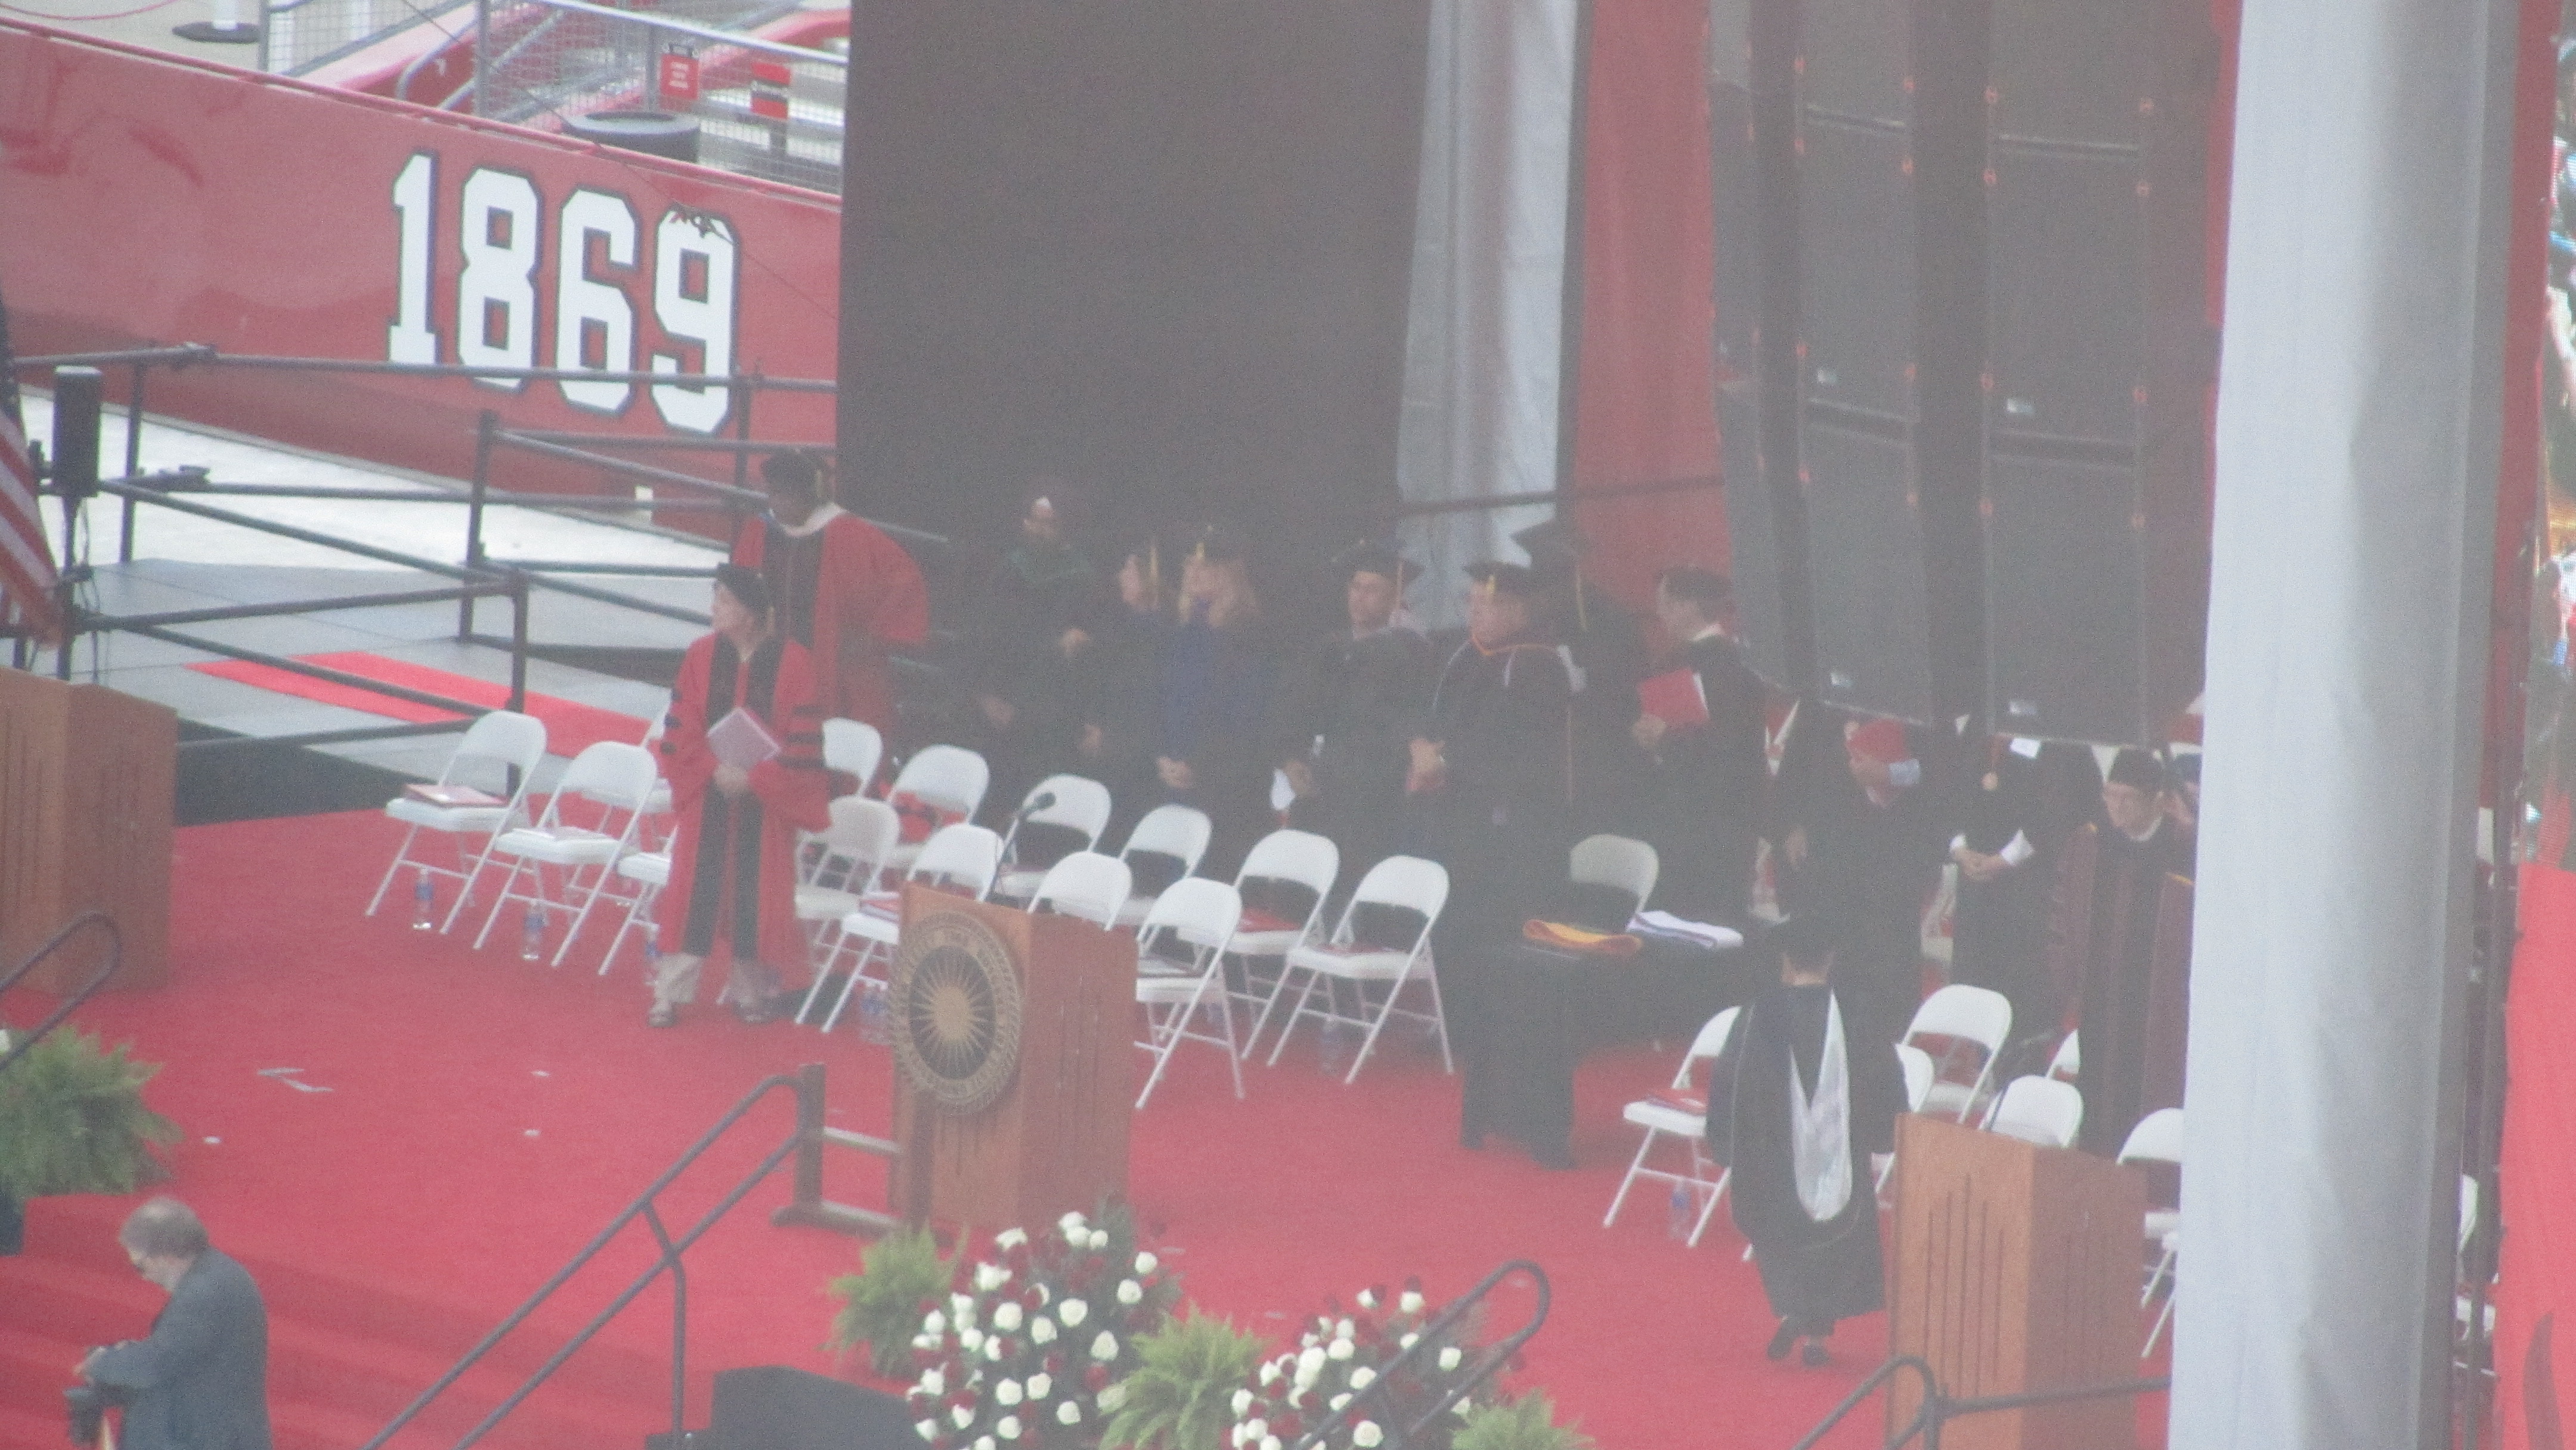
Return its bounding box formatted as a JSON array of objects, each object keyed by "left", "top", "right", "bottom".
[
  {"left": 658, "top": 632, "right": 832, "bottom": 972},
  {"left": 733, "top": 507, "right": 929, "bottom": 735}
]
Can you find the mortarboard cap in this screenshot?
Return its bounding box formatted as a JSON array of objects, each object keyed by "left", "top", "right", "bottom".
[
  {"left": 2107, "top": 747, "right": 2169, "bottom": 792},
  {"left": 1511, "top": 518, "right": 1587, "bottom": 577},
  {"left": 1332, "top": 538, "right": 1416, "bottom": 585},
  {"left": 1464, "top": 560, "right": 1539, "bottom": 597},
  {"left": 713, "top": 561, "right": 775, "bottom": 617}
]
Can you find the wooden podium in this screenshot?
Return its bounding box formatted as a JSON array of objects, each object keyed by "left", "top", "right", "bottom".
[
  {"left": 887, "top": 888, "right": 1134, "bottom": 1231},
  {"left": 1888, "top": 1115, "right": 2146, "bottom": 1450},
  {"left": 0, "top": 668, "right": 175, "bottom": 992}
]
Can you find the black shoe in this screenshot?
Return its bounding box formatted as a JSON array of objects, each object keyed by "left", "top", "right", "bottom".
[
  {"left": 1801, "top": 1339, "right": 1831, "bottom": 1368},
  {"left": 646, "top": 1004, "right": 678, "bottom": 1028},
  {"left": 1532, "top": 1143, "right": 1576, "bottom": 1171},
  {"left": 1766, "top": 1320, "right": 1798, "bottom": 1361}
]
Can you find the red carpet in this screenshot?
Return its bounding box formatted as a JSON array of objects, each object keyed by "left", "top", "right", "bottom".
[
  {"left": 190, "top": 652, "right": 648, "bottom": 757},
  {"left": 0, "top": 810, "right": 2173, "bottom": 1449}
]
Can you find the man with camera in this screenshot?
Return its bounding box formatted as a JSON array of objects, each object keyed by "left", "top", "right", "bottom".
[{"left": 73, "top": 1197, "right": 271, "bottom": 1450}]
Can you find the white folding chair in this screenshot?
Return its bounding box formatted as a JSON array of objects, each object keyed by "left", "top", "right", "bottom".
[
  {"left": 1874, "top": 1042, "right": 1943, "bottom": 1199},
  {"left": 1134, "top": 878, "right": 1246, "bottom": 1107},
  {"left": 1028, "top": 850, "right": 1131, "bottom": 928},
  {"left": 992, "top": 774, "right": 1116, "bottom": 902},
  {"left": 1225, "top": 829, "right": 1340, "bottom": 1043},
  {"left": 1980, "top": 1074, "right": 2083, "bottom": 1148},
  {"left": 1261, "top": 856, "right": 1451, "bottom": 1084},
  {"left": 1602, "top": 1006, "right": 1740, "bottom": 1245},
  {"left": 804, "top": 823, "right": 1004, "bottom": 1031},
  {"left": 472, "top": 741, "right": 660, "bottom": 966},
  {"left": 1112, "top": 805, "right": 1214, "bottom": 928},
  {"left": 1902, "top": 984, "right": 2015, "bottom": 1123},
  {"left": 2046, "top": 1030, "right": 2082, "bottom": 1083},
  {"left": 2119, "top": 1106, "right": 2187, "bottom": 1324},
  {"left": 2144, "top": 1227, "right": 2181, "bottom": 1356},
  {"left": 823, "top": 717, "right": 885, "bottom": 788},
  {"left": 366, "top": 710, "right": 549, "bottom": 932},
  {"left": 794, "top": 796, "right": 903, "bottom": 937},
  {"left": 879, "top": 745, "right": 992, "bottom": 872},
  {"left": 1569, "top": 833, "right": 1659, "bottom": 917}
]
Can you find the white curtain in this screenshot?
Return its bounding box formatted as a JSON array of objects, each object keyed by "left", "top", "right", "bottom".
[
  {"left": 2172, "top": 0, "right": 2516, "bottom": 1440},
  {"left": 1392, "top": 0, "right": 1580, "bottom": 630}
]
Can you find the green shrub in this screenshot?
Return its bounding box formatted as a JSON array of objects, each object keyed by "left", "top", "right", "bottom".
[
  {"left": 1104, "top": 1308, "right": 1267, "bottom": 1450},
  {"left": 1452, "top": 1392, "right": 1595, "bottom": 1450},
  {"left": 0, "top": 1028, "right": 178, "bottom": 1199},
  {"left": 828, "top": 1226, "right": 950, "bottom": 1378}
]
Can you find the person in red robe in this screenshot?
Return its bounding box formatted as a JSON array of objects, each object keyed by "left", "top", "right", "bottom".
[
  {"left": 649, "top": 563, "right": 832, "bottom": 1028},
  {"left": 732, "top": 451, "right": 929, "bottom": 739}
]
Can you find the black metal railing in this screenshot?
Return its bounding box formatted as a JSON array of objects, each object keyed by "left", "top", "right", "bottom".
[
  {"left": 0, "top": 913, "right": 123, "bottom": 1077},
  {"left": 1286, "top": 1259, "right": 1550, "bottom": 1450},
  {"left": 358, "top": 1061, "right": 898, "bottom": 1450},
  {"left": 1791, "top": 1355, "right": 2169, "bottom": 1450}
]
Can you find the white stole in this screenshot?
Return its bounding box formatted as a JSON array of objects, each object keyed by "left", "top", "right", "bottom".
[{"left": 1787, "top": 996, "right": 1854, "bottom": 1222}]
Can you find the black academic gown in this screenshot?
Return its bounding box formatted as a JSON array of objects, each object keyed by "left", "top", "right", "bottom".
[
  {"left": 962, "top": 539, "right": 1105, "bottom": 811},
  {"left": 1708, "top": 980, "right": 1905, "bottom": 1330},
  {"left": 1268, "top": 622, "right": 1433, "bottom": 883},
  {"left": 1413, "top": 631, "right": 1578, "bottom": 1062},
  {"left": 1770, "top": 707, "right": 1945, "bottom": 1046},
  {"left": 87, "top": 1249, "right": 274, "bottom": 1450},
  {"left": 1948, "top": 738, "right": 2103, "bottom": 1038},
  {"left": 2076, "top": 817, "right": 2195, "bottom": 1156},
  {"left": 1636, "top": 631, "right": 1769, "bottom": 922},
  {"left": 1540, "top": 578, "right": 1652, "bottom": 836}
]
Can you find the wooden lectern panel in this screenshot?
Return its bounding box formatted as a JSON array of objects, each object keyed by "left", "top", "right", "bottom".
[
  {"left": 0, "top": 669, "right": 175, "bottom": 992},
  {"left": 890, "top": 889, "right": 1135, "bottom": 1232},
  {"left": 1888, "top": 1114, "right": 2144, "bottom": 1450}
]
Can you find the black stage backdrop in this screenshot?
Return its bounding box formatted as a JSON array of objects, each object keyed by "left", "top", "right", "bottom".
[{"left": 837, "top": 0, "right": 1433, "bottom": 599}]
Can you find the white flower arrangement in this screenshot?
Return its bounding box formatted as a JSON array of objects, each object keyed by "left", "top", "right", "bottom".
[
  {"left": 1116, "top": 1278, "right": 1144, "bottom": 1306},
  {"left": 995, "top": 1379, "right": 1023, "bottom": 1406},
  {"left": 1026, "top": 1372, "right": 1053, "bottom": 1401},
  {"left": 1090, "top": 1330, "right": 1120, "bottom": 1362},
  {"left": 1352, "top": 1421, "right": 1383, "bottom": 1448},
  {"left": 1134, "top": 1251, "right": 1159, "bottom": 1275},
  {"left": 993, "top": 1302, "right": 1024, "bottom": 1333},
  {"left": 1058, "top": 1297, "right": 1090, "bottom": 1328},
  {"left": 1055, "top": 1401, "right": 1083, "bottom": 1426},
  {"left": 1029, "top": 1317, "right": 1058, "bottom": 1346},
  {"left": 1226, "top": 1279, "right": 1496, "bottom": 1450}
]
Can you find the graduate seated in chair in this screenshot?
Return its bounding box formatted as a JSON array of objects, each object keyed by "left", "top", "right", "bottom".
[{"left": 1705, "top": 915, "right": 1906, "bottom": 1367}]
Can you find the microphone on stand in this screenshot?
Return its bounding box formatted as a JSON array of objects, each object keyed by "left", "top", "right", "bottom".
[{"left": 1014, "top": 791, "right": 1059, "bottom": 822}]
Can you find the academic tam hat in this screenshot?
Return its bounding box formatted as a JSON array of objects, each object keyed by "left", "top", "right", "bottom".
[
  {"left": 713, "top": 561, "right": 775, "bottom": 617},
  {"left": 1844, "top": 716, "right": 1910, "bottom": 766},
  {"left": 1511, "top": 518, "right": 1586, "bottom": 577},
  {"left": 1332, "top": 538, "right": 1417, "bottom": 587}
]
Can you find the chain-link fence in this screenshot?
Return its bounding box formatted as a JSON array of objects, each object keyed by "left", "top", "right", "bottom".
[
  {"left": 472, "top": 0, "right": 846, "bottom": 193},
  {"left": 258, "top": 0, "right": 471, "bottom": 76}
]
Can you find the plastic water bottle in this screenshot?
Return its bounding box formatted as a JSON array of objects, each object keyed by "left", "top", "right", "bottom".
[
  {"left": 411, "top": 870, "right": 436, "bottom": 931},
  {"left": 1668, "top": 1182, "right": 1695, "bottom": 1241},
  {"left": 642, "top": 938, "right": 661, "bottom": 985},
  {"left": 520, "top": 903, "right": 547, "bottom": 961},
  {"left": 859, "top": 982, "right": 892, "bottom": 1045}
]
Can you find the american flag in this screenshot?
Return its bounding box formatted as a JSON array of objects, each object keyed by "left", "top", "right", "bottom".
[{"left": 0, "top": 285, "right": 64, "bottom": 643}]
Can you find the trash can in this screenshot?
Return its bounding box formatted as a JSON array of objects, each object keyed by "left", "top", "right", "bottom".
[{"left": 564, "top": 109, "right": 700, "bottom": 163}]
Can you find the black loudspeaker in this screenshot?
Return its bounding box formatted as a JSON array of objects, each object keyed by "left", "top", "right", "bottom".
[
  {"left": 1978, "top": 0, "right": 2215, "bottom": 745},
  {"left": 49, "top": 365, "right": 102, "bottom": 499},
  {"left": 1707, "top": 0, "right": 1811, "bottom": 690},
  {"left": 707, "top": 1366, "right": 921, "bottom": 1450},
  {"left": 1785, "top": 0, "right": 1987, "bottom": 726}
]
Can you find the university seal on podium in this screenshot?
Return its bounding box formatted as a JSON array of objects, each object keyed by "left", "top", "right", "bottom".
[{"left": 889, "top": 909, "right": 1024, "bottom": 1114}]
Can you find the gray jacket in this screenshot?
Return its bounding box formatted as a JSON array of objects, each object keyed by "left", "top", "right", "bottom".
[{"left": 88, "top": 1248, "right": 273, "bottom": 1450}]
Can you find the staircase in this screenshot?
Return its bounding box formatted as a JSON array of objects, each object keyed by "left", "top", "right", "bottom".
[{"left": 2, "top": 1196, "right": 677, "bottom": 1450}]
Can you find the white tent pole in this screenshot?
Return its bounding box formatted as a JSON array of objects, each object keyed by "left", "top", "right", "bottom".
[{"left": 2172, "top": 0, "right": 2522, "bottom": 1442}]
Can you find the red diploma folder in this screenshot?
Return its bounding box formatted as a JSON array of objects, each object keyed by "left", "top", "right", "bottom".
[{"left": 1637, "top": 667, "right": 1710, "bottom": 730}]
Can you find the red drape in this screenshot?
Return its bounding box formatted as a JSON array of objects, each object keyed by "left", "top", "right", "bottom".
[{"left": 1565, "top": 0, "right": 1727, "bottom": 614}]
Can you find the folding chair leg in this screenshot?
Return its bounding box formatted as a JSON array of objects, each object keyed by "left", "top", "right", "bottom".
[
  {"left": 1688, "top": 1169, "right": 1730, "bottom": 1247},
  {"left": 1215, "top": 988, "right": 1244, "bottom": 1099},
  {"left": 818, "top": 944, "right": 886, "bottom": 1033},
  {"left": 2144, "top": 1288, "right": 2176, "bottom": 1357},
  {"left": 472, "top": 857, "right": 535, "bottom": 949},
  {"left": 547, "top": 871, "right": 615, "bottom": 968},
  {"left": 1262, "top": 971, "right": 1323, "bottom": 1067},
  {"left": 1343, "top": 978, "right": 1406, "bottom": 1085},
  {"left": 1603, "top": 1129, "right": 1664, "bottom": 1229},
  {"left": 599, "top": 884, "right": 659, "bottom": 977},
  {"left": 1420, "top": 961, "right": 1454, "bottom": 1074},
  {"left": 366, "top": 825, "right": 425, "bottom": 916}
]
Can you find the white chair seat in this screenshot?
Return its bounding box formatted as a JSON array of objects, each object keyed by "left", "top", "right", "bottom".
[
  {"left": 796, "top": 884, "right": 863, "bottom": 922},
  {"left": 1283, "top": 943, "right": 1417, "bottom": 980},
  {"left": 1621, "top": 1100, "right": 1705, "bottom": 1139},
  {"left": 991, "top": 868, "right": 1047, "bottom": 902},
  {"left": 2144, "top": 1207, "right": 2179, "bottom": 1241},
  {"left": 617, "top": 852, "right": 671, "bottom": 887},
  {"left": 494, "top": 826, "right": 623, "bottom": 866},
  {"left": 1918, "top": 1081, "right": 1978, "bottom": 1120},
  {"left": 645, "top": 780, "right": 673, "bottom": 816},
  {"left": 840, "top": 897, "right": 903, "bottom": 946},
  {"left": 1114, "top": 894, "right": 1160, "bottom": 929},
  {"left": 1229, "top": 928, "right": 1305, "bottom": 958},
  {"left": 386, "top": 798, "right": 512, "bottom": 834}
]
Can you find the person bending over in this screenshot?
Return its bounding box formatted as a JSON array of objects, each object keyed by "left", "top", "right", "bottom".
[{"left": 80, "top": 1197, "right": 273, "bottom": 1450}]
